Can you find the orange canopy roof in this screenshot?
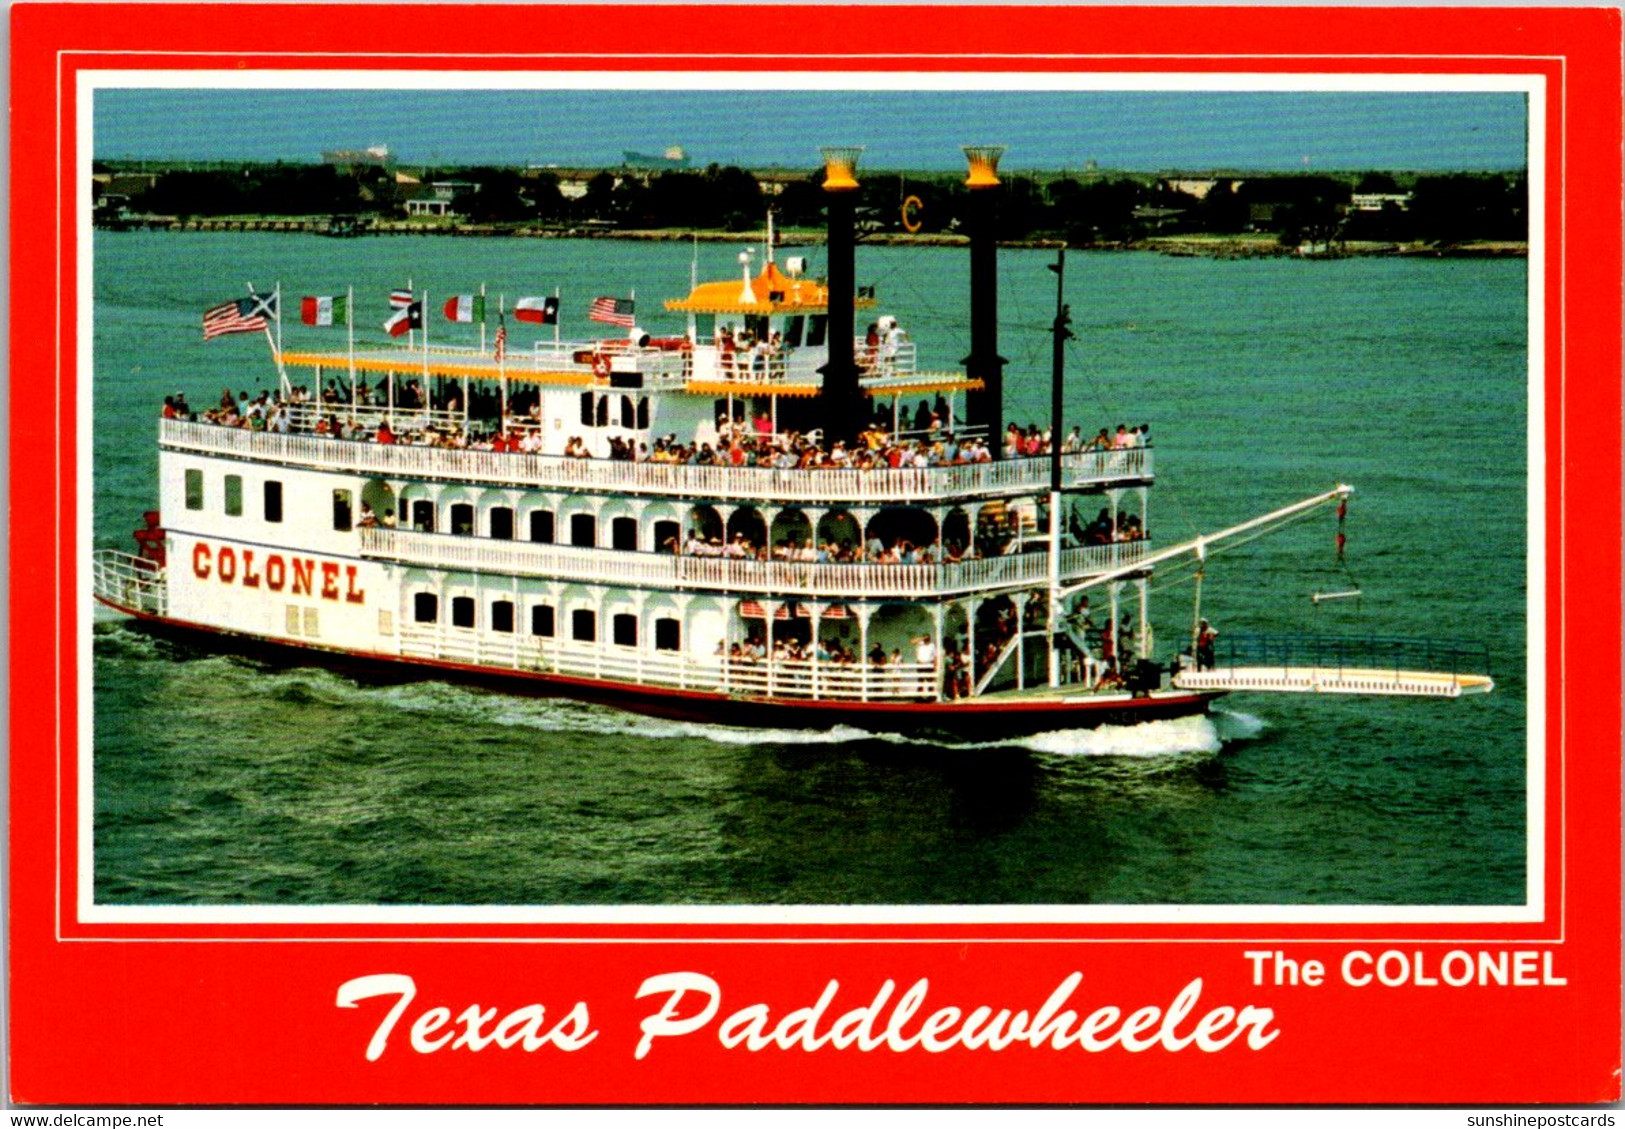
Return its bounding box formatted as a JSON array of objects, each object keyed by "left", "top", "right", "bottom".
[{"left": 665, "top": 260, "right": 876, "bottom": 316}]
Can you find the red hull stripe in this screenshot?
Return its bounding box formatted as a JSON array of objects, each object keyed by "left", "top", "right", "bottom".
[{"left": 94, "top": 600, "right": 1220, "bottom": 719}]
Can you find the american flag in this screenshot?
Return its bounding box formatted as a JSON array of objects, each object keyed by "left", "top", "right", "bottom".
[
  {"left": 202, "top": 294, "right": 276, "bottom": 340},
  {"left": 390, "top": 288, "right": 415, "bottom": 308},
  {"left": 588, "top": 296, "right": 635, "bottom": 328},
  {"left": 494, "top": 319, "right": 508, "bottom": 361}
]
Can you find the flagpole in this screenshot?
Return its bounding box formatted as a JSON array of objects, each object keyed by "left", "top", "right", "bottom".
[
  {"left": 407, "top": 276, "right": 415, "bottom": 351},
  {"left": 275, "top": 280, "right": 285, "bottom": 383},
  {"left": 247, "top": 281, "right": 285, "bottom": 390},
  {"left": 347, "top": 284, "right": 357, "bottom": 420},
  {"left": 553, "top": 286, "right": 561, "bottom": 348},
  {"left": 479, "top": 282, "right": 487, "bottom": 355},
  {"left": 499, "top": 295, "right": 508, "bottom": 430}
]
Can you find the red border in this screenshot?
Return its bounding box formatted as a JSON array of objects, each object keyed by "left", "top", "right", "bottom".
[{"left": 10, "top": 4, "right": 1622, "bottom": 1104}]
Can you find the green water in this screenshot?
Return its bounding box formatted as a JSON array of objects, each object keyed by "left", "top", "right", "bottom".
[{"left": 92, "top": 232, "right": 1527, "bottom": 906}]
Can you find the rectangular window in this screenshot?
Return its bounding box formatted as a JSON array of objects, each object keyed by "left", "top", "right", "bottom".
[
  {"left": 611, "top": 516, "right": 638, "bottom": 552},
  {"left": 413, "top": 593, "right": 439, "bottom": 623},
  {"left": 655, "top": 618, "right": 681, "bottom": 652},
  {"left": 807, "top": 314, "right": 828, "bottom": 347},
  {"left": 529, "top": 510, "right": 555, "bottom": 543},
  {"left": 570, "top": 514, "right": 596, "bottom": 548},
  {"left": 612, "top": 613, "right": 637, "bottom": 647},
  {"left": 264, "top": 480, "right": 284, "bottom": 523},
  {"left": 285, "top": 605, "right": 302, "bottom": 635},
  {"left": 531, "top": 604, "right": 556, "bottom": 637},
  {"left": 451, "top": 503, "right": 474, "bottom": 537},
  {"left": 184, "top": 468, "right": 204, "bottom": 511},
  {"left": 490, "top": 507, "right": 515, "bottom": 541},
  {"left": 224, "top": 474, "right": 243, "bottom": 517},
  {"left": 302, "top": 607, "right": 320, "bottom": 637},
  {"left": 580, "top": 390, "right": 595, "bottom": 426},
  {"left": 378, "top": 609, "right": 395, "bottom": 636},
  {"left": 491, "top": 601, "right": 515, "bottom": 633},
  {"left": 654, "top": 520, "right": 680, "bottom": 554},
  {"left": 451, "top": 596, "right": 475, "bottom": 629},
  {"left": 333, "top": 489, "right": 353, "bottom": 532},
  {"left": 571, "top": 609, "right": 596, "bottom": 642},
  {"left": 411, "top": 500, "right": 435, "bottom": 533}
]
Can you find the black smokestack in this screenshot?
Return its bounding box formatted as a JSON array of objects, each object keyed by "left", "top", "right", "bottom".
[
  {"left": 817, "top": 146, "right": 865, "bottom": 448},
  {"left": 961, "top": 146, "right": 1007, "bottom": 451}
]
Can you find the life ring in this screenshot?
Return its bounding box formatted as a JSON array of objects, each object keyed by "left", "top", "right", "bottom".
[
  {"left": 591, "top": 351, "right": 612, "bottom": 381},
  {"left": 901, "top": 195, "right": 924, "bottom": 234}
]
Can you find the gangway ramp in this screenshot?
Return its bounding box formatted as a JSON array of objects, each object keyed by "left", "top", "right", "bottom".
[{"left": 1171, "top": 633, "right": 1494, "bottom": 699}]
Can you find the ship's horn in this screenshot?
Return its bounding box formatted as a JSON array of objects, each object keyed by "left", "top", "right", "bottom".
[
  {"left": 961, "top": 145, "right": 1008, "bottom": 450},
  {"left": 817, "top": 146, "right": 865, "bottom": 448}
]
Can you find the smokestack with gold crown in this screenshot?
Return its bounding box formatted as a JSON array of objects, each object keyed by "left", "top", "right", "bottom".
[
  {"left": 817, "top": 146, "right": 865, "bottom": 448},
  {"left": 961, "top": 145, "right": 1008, "bottom": 449}
]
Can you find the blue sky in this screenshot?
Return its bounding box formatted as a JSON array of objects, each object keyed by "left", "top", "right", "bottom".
[{"left": 95, "top": 88, "right": 1527, "bottom": 171}]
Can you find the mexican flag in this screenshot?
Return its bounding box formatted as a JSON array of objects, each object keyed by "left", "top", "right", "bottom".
[
  {"left": 443, "top": 294, "right": 486, "bottom": 323},
  {"left": 300, "top": 295, "right": 349, "bottom": 327}
]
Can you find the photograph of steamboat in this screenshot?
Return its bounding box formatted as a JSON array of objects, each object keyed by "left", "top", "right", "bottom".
[{"left": 92, "top": 147, "right": 1493, "bottom": 741}]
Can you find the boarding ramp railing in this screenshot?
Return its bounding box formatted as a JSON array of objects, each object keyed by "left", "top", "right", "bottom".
[{"left": 1172, "top": 632, "right": 1494, "bottom": 698}]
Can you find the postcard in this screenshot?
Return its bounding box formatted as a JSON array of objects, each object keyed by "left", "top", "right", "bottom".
[{"left": 8, "top": 2, "right": 1621, "bottom": 1106}]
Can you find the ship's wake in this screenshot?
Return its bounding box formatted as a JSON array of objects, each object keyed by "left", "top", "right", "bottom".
[{"left": 96, "top": 635, "right": 1270, "bottom": 759}]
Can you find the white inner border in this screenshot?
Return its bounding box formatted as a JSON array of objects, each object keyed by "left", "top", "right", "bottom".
[{"left": 74, "top": 67, "right": 1548, "bottom": 932}]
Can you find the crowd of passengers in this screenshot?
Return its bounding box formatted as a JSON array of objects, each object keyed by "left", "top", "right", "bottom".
[
  {"left": 164, "top": 386, "right": 1152, "bottom": 473},
  {"left": 721, "top": 594, "right": 1144, "bottom": 698}
]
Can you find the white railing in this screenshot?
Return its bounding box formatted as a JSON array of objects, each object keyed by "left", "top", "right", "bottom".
[
  {"left": 92, "top": 549, "right": 167, "bottom": 616},
  {"left": 358, "top": 528, "right": 1152, "bottom": 598},
  {"left": 394, "top": 623, "right": 935, "bottom": 702},
  {"left": 396, "top": 624, "right": 725, "bottom": 692},
  {"left": 723, "top": 659, "right": 935, "bottom": 701},
  {"left": 161, "top": 419, "right": 1153, "bottom": 504},
  {"left": 855, "top": 339, "right": 918, "bottom": 382},
  {"left": 529, "top": 338, "right": 692, "bottom": 384}
]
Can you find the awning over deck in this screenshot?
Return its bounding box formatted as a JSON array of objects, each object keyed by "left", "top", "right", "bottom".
[{"left": 278, "top": 349, "right": 593, "bottom": 385}]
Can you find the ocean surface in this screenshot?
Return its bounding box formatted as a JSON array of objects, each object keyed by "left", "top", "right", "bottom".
[{"left": 91, "top": 232, "right": 1528, "bottom": 906}]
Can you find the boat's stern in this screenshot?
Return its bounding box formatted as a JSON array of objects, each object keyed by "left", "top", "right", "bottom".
[{"left": 92, "top": 548, "right": 168, "bottom": 617}]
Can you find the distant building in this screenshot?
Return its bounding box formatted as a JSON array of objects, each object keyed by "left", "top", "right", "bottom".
[
  {"left": 403, "top": 180, "right": 475, "bottom": 218},
  {"left": 1350, "top": 192, "right": 1411, "bottom": 212},
  {"left": 323, "top": 145, "right": 391, "bottom": 167},
  {"left": 1158, "top": 177, "right": 1244, "bottom": 201},
  {"left": 622, "top": 145, "right": 690, "bottom": 170}
]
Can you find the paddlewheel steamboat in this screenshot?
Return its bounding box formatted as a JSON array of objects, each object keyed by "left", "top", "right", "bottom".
[{"left": 92, "top": 147, "right": 1492, "bottom": 738}]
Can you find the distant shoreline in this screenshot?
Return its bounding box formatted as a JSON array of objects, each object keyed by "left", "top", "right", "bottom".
[{"left": 95, "top": 216, "right": 1528, "bottom": 258}]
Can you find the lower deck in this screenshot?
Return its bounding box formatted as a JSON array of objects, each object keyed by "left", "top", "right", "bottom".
[{"left": 92, "top": 596, "right": 1218, "bottom": 739}]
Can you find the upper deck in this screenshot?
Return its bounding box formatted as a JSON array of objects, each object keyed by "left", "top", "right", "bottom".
[{"left": 159, "top": 418, "right": 1154, "bottom": 504}]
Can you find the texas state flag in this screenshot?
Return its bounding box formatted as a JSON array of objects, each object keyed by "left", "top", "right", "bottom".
[
  {"left": 442, "top": 294, "right": 486, "bottom": 323},
  {"left": 383, "top": 301, "right": 424, "bottom": 337},
  {"left": 513, "top": 295, "right": 559, "bottom": 325}
]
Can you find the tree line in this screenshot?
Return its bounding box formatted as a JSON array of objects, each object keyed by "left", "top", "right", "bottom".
[{"left": 103, "top": 160, "right": 1527, "bottom": 245}]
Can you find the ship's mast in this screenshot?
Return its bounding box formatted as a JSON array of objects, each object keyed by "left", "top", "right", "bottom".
[{"left": 1046, "top": 248, "right": 1073, "bottom": 687}]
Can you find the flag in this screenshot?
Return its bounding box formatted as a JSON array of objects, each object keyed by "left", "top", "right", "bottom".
[
  {"left": 494, "top": 319, "right": 508, "bottom": 361},
  {"left": 443, "top": 294, "right": 486, "bottom": 323},
  {"left": 588, "top": 296, "right": 635, "bottom": 327},
  {"left": 203, "top": 294, "right": 276, "bottom": 340},
  {"left": 300, "top": 294, "right": 349, "bottom": 327},
  {"left": 389, "top": 288, "right": 414, "bottom": 309},
  {"left": 514, "top": 295, "right": 559, "bottom": 325},
  {"left": 383, "top": 301, "right": 424, "bottom": 338}
]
